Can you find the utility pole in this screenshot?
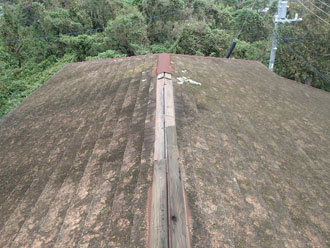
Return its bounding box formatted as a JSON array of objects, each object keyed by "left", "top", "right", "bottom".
[{"left": 269, "top": 0, "right": 302, "bottom": 71}]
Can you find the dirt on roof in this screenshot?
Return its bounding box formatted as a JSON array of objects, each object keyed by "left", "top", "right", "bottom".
[
  {"left": 171, "top": 55, "right": 330, "bottom": 248},
  {"left": 0, "top": 55, "right": 157, "bottom": 248},
  {"left": 0, "top": 54, "right": 330, "bottom": 248}
]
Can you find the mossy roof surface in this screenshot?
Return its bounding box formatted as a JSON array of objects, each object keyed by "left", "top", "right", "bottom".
[
  {"left": 0, "top": 55, "right": 157, "bottom": 248},
  {"left": 171, "top": 55, "right": 330, "bottom": 248},
  {"left": 1, "top": 54, "right": 330, "bottom": 248}
]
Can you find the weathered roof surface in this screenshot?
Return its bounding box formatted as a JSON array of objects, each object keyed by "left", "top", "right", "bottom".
[
  {"left": 1, "top": 54, "right": 330, "bottom": 248},
  {"left": 171, "top": 55, "right": 330, "bottom": 247},
  {"left": 0, "top": 55, "right": 157, "bottom": 247}
]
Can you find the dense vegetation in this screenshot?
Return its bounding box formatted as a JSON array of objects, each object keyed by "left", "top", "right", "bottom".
[{"left": 0, "top": 0, "right": 329, "bottom": 117}]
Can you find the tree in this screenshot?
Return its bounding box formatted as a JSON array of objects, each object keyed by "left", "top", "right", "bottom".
[
  {"left": 274, "top": 1, "right": 330, "bottom": 90},
  {"left": 175, "top": 22, "right": 231, "bottom": 57},
  {"left": 78, "top": 0, "right": 123, "bottom": 29},
  {"left": 0, "top": 4, "right": 25, "bottom": 67},
  {"left": 105, "top": 5, "right": 149, "bottom": 56},
  {"left": 232, "top": 8, "right": 268, "bottom": 42},
  {"left": 60, "top": 33, "right": 104, "bottom": 61},
  {"left": 42, "top": 8, "right": 84, "bottom": 35}
]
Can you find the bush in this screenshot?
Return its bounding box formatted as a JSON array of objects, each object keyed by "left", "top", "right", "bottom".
[
  {"left": 86, "top": 49, "right": 125, "bottom": 60},
  {"left": 0, "top": 54, "right": 74, "bottom": 118}
]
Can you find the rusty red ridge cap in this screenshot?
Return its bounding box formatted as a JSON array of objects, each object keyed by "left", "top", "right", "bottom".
[{"left": 157, "top": 53, "right": 171, "bottom": 74}]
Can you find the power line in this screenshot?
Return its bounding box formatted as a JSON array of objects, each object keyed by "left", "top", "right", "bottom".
[
  {"left": 0, "top": 8, "right": 186, "bottom": 45},
  {"left": 0, "top": 27, "right": 105, "bottom": 44},
  {"left": 235, "top": 0, "right": 258, "bottom": 39},
  {"left": 304, "top": 0, "right": 330, "bottom": 17},
  {"left": 317, "top": 0, "right": 330, "bottom": 8},
  {"left": 225, "top": 0, "right": 258, "bottom": 58},
  {"left": 295, "top": 0, "right": 330, "bottom": 25},
  {"left": 279, "top": 37, "right": 330, "bottom": 85}
]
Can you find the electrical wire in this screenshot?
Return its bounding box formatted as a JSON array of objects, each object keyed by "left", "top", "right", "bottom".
[
  {"left": 279, "top": 37, "right": 330, "bottom": 85},
  {"left": 317, "top": 0, "right": 330, "bottom": 8},
  {"left": 304, "top": 0, "right": 330, "bottom": 17},
  {"left": 235, "top": 0, "right": 258, "bottom": 39},
  {"left": 296, "top": 0, "right": 330, "bottom": 25},
  {"left": 225, "top": 0, "right": 258, "bottom": 58}
]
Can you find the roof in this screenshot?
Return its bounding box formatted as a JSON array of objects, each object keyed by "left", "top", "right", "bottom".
[
  {"left": 0, "top": 55, "right": 158, "bottom": 247},
  {"left": 171, "top": 55, "right": 330, "bottom": 247},
  {"left": 0, "top": 54, "right": 329, "bottom": 247}
]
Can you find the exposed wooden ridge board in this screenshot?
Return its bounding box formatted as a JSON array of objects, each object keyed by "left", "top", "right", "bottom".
[
  {"left": 164, "top": 77, "right": 190, "bottom": 248},
  {"left": 151, "top": 75, "right": 168, "bottom": 248},
  {"left": 151, "top": 54, "right": 190, "bottom": 248}
]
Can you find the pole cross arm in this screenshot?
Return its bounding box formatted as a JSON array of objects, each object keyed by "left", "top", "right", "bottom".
[{"left": 276, "top": 18, "right": 303, "bottom": 23}]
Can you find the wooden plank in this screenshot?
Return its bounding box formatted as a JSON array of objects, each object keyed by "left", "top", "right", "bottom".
[
  {"left": 151, "top": 75, "right": 168, "bottom": 248},
  {"left": 152, "top": 66, "right": 189, "bottom": 247},
  {"left": 154, "top": 78, "right": 165, "bottom": 161},
  {"left": 164, "top": 77, "right": 189, "bottom": 248},
  {"left": 151, "top": 159, "right": 168, "bottom": 248},
  {"left": 166, "top": 126, "right": 190, "bottom": 248},
  {"left": 164, "top": 78, "right": 175, "bottom": 128}
]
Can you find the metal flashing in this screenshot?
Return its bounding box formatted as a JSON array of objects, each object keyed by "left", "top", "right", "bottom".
[{"left": 157, "top": 54, "right": 172, "bottom": 74}]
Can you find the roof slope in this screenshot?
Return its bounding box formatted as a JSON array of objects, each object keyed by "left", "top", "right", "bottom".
[
  {"left": 0, "top": 54, "right": 329, "bottom": 248},
  {"left": 0, "top": 55, "right": 157, "bottom": 247},
  {"left": 171, "top": 55, "right": 330, "bottom": 247}
]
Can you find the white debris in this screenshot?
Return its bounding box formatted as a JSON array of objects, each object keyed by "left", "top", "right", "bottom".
[
  {"left": 157, "top": 73, "right": 165, "bottom": 79},
  {"left": 177, "top": 76, "right": 202, "bottom": 86},
  {"left": 164, "top": 73, "right": 172, "bottom": 79},
  {"left": 182, "top": 69, "right": 187, "bottom": 73}
]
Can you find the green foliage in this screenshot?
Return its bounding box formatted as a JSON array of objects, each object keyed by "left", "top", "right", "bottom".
[
  {"left": 105, "top": 5, "right": 149, "bottom": 56},
  {"left": 0, "top": 44, "right": 16, "bottom": 69},
  {"left": 78, "top": 0, "right": 123, "bottom": 28},
  {"left": 150, "top": 43, "right": 170, "bottom": 53},
  {"left": 273, "top": 2, "right": 330, "bottom": 90},
  {"left": 86, "top": 49, "right": 125, "bottom": 60},
  {"left": 176, "top": 22, "right": 230, "bottom": 57},
  {"left": 0, "top": 54, "right": 74, "bottom": 117},
  {"left": 232, "top": 8, "right": 268, "bottom": 42},
  {"left": 60, "top": 34, "right": 104, "bottom": 61},
  {"left": 234, "top": 40, "right": 261, "bottom": 60},
  {"left": 0, "top": 0, "right": 329, "bottom": 118},
  {"left": 43, "top": 8, "right": 84, "bottom": 34}
]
